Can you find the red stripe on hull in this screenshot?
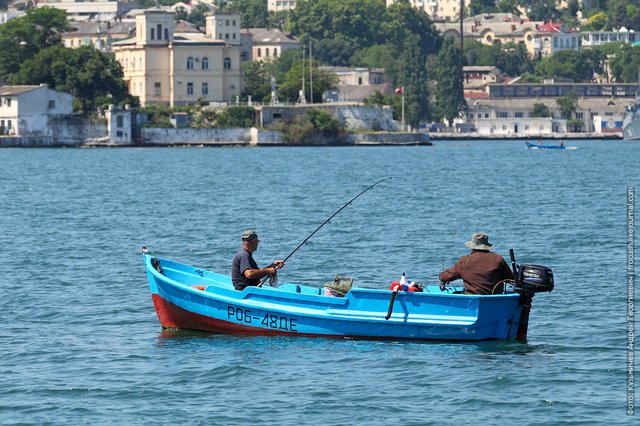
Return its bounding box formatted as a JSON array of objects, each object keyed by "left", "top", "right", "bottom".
[
  {"left": 152, "top": 294, "right": 332, "bottom": 337},
  {"left": 151, "top": 294, "right": 508, "bottom": 342}
]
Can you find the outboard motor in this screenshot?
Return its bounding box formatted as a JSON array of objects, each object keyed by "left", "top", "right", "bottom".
[
  {"left": 509, "top": 250, "right": 554, "bottom": 342},
  {"left": 517, "top": 264, "right": 554, "bottom": 293}
]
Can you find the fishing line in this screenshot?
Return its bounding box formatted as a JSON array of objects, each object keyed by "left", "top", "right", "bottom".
[{"left": 259, "top": 177, "right": 402, "bottom": 286}]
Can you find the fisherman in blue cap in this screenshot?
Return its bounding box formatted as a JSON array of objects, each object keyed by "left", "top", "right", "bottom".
[{"left": 231, "top": 230, "right": 284, "bottom": 291}]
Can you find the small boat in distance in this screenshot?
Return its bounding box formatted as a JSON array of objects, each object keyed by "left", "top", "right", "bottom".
[
  {"left": 526, "top": 141, "right": 575, "bottom": 150},
  {"left": 144, "top": 254, "right": 554, "bottom": 342}
]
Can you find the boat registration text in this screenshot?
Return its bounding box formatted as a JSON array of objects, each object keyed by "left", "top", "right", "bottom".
[{"left": 227, "top": 306, "right": 298, "bottom": 332}]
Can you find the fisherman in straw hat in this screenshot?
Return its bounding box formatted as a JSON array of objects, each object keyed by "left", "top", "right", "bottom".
[
  {"left": 231, "top": 230, "right": 285, "bottom": 291},
  {"left": 439, "top": 232, "right": 513, "bottom": 295}
]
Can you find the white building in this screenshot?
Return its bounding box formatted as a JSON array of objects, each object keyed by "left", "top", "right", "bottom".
[
  {"left": 1, "top": 10, "right": 26, "bottom": 24},
  {"left": 467, "top": 96, "right": 628, "bottom": 135},
  {"left": 581, "top": 28, "right": 638, "bottom": 47},
  {"left": 0, "top": 85, "right": 74, "bottom": 136},
  {"left": 268, "top": 0, "right": 296, "bottom": 12},
  {"left": 386, "top": 0, "right": 470, "bottom": 22},
  {"left": 35, "top": 0, "right": 136, "bottom": 22},
  {"left": 533, "top": 22, "right": 579, "bottom": 57},
  {"left": 241, "top": 28, "right": 300, "bottom": 62}
]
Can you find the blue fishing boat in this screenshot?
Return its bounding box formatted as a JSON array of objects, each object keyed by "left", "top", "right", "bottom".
[
  {"left": 526, "top": 141, "right": 572, "bottom": 149},
  {"left": 144, "top": 254, "right": 554, "bottom": 342}
]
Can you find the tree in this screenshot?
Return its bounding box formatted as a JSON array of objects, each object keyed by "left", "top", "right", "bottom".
[
  {"left": 497, "top": 0, "right": 519, "bottom": 15},
  {"left": 277, "top": 54, "right": 338, "bottom": 103},
  {"left": 433, "top": 38, "right": 466, "bottom": 126},
  {"left": 240, "top": 60, "right": 273, "bottom": 102},
  {"left": 0, "top": 7, "right": 70, "bottom": 80},
  {"left": 217, "top": 106, "right": 255, "bottom": 127},
  {"left": 520, "top": 0, "right": 559, "bottom": 21},
  {"left": 556, "top": 92, "right": 578, "bottom": 120},
  {"left": 227, "top": 0, "right": 270, "bottom": 28},
  {"left": 585, "top": 11, "right": 607, "bottom": 30},
  {"left": 464, "top": 41, "right": 533, "bottom": 77},
  {"left": 531, "top": 103, "right": 551, "bottom": 117},
  {"left": 535, "top": 50, "right": 598, "bottom": 82},
  {"left": 469, "top": 0, "right": 499, "bottom": 16},
  {"left": 307, "top": 108, "right": 342, "bottom": 137},
  {"left": 609, "top": 44, "right": 640, "bottom": 83},
  {"left": 12, "top": 45, "right": 130, "bottom": 112},
  {"left": 186, "top": 4, "right": 211, "bottom": 28},
  {"left": 383, "top": 2, "right": 442, "bottom": 126}
]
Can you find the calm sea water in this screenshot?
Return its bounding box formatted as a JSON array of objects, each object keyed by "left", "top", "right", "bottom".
[{"left": 0, "top": 140, "right": 636, "bottom": 425}]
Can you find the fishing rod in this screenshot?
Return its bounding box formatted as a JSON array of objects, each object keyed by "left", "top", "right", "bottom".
[{"left": 259, "top": 177, "right": 397, "bottom": 286}]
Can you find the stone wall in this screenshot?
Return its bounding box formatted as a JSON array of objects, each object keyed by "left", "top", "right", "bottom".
[
  {"left": 340, "top": 132, "right": 430, "bottom": 145},
  {"left": 0, "top": 116, "right": 107, "bottom": 147},
  {"left": 142, "top": 127, "right": 250, "bottom": 146},
  {"left": 256, "top": 104, "right": 399, "bottom": 131}
]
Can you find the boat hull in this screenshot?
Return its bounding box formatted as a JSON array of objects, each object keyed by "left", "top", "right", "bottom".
[
  {"left": 526, "top": 142, "right": 566, "bottom": 149},
  {"left": 623, "top": 116, "right": 640, "bottom": 140},
  {"left": 145, "top": 255, "right": 526, "bottom": 341}
]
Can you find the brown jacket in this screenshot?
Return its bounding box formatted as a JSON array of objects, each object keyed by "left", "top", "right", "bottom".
[{"left": 439, "top": 250, "right": 514, "bottom": 295}]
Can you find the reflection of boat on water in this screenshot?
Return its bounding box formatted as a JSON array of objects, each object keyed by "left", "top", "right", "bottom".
[
  {"left": 526, "top": 142, "right": 575, "bottom": 150},
  {"left": 623, "top": 98, "right": 640, "bottom": 140}
]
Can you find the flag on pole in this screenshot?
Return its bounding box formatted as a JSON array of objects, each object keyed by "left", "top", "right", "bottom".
[{"left": 395, "top": 87, "right": 404, "bottom": 94}]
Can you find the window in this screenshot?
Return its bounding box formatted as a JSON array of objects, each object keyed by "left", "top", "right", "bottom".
[
  {"left": 225, "top": 33, "right": 229, "bottom": 39},
  {"left": 202, "top": 57, "right": 209, "bottom": 69},
  {"left": 154, "top": 82, "right": 161, "bottom": 96},
  {"left": 358, "top": 77, "right": 363, "bottom": 85},
  {"left": 202, "top": 82, "right": 208, "bottom": 95},
  {"left": 219, "top": 33, "right": 223, "bottom": 39},
  {"left": 164, "top": 28, "right": 169, "bottom": 40},
  {"left": 502, "top": 125, "right": 507, "bottom": 130},
  {"left": 515, "top": 112, "right": 523, "bottom": 118},
  {"left": 48, "top": 100, "right": 55, "bottom": 109},
  {"left": 265, "top": 48, "right": 270, "bottom": 57},
  {"left": 157, "top": 24, "right": 162, "bottom": 39},
  {"left": 232, "top": 20, "right": 236, "bottom": 26},
  {"left": 187, "top": 57, "right": 194, "bottom": 69},
  {"left": 6, "top": 97, "right": 11, "bottom": 107},
  {"left": 273, "top": 48, "right": 278, "bottom": 57},
  {"left": 225, "top": 20, "right": 229, "bottom": 25},
  {"left": 151, "top": 28, "right": 155, "bottom": 40},
  {"left": 116, "top": 116, "right": 123, "bottom": 127},
  {"left": 576, "top": 112, "right": 583, "bottom": 119},
  {"left": 257, "top": 48, "right": 261, "bottom": 57},
  {"left": 187, "top": 82, "right": 194, "bottom": 95},
  {"left": 224, "top": 57, "right": 231, "bottom": 70},
  {"left": 498, "top": 112, "right": 508, "bottom": 118}
]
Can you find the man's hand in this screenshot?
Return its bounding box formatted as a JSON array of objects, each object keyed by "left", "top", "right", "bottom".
[{"left": 272, "top": 260, "right": 285, "bottom": 269}]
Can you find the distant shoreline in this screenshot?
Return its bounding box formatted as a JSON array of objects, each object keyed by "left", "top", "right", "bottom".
[{"left": 429, "top": 132, "right": 622, "bottom": 141}]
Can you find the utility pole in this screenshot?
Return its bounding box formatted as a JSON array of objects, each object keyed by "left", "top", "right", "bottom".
[
  {"left": 460, "top": 0, "right": 464, "bottom": 57},
  {"left": 309, "top": 40, "right": 313, "bottom": 104},
  {"left": 298, "top": 46, "right": 307, "bottom": 104}
]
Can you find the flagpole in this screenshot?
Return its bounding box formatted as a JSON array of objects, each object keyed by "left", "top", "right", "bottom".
[{"left": 401, "top": 87, "right": 405, "bottom": 131}]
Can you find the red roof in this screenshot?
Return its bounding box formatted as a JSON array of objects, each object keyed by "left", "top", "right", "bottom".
[{"left": 537, "top": 22, "right": 574, "bottom": 33}]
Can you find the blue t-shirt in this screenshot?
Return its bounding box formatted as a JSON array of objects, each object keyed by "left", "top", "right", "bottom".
[{"left": 231, "top": 249, "right": 259, "bottom": 290}]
